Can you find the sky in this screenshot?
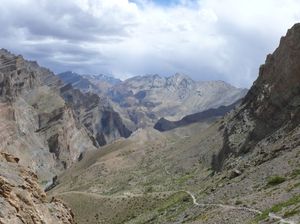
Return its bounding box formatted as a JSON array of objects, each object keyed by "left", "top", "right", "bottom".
[{"left": 1, "top": 0, "right": 300, "bottom": 87}]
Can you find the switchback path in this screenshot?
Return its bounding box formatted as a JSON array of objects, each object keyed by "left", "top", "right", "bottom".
[
  {"left": 158, "top": 151, "right": 295, "bottom": 224},
  {"left": 183, "top": 189, "right": 295, "bottom": 224}
]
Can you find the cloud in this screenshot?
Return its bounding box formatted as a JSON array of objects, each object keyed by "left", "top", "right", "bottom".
[{"left": 0, "top": 0, "right": 300, "bottom": 87}]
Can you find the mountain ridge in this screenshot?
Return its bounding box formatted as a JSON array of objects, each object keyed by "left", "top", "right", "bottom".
[
  {"left": 1, "top": 22, "right": 300, "bottom": 224},
  {"left": 50, "top": 23, "right": 300, "bottom": 224},
  {"left": 58, "top": 71, "right": 247, "bottom": 129},
  {"left": 154, "top": 99, "right": 242, "bottom": 132}
]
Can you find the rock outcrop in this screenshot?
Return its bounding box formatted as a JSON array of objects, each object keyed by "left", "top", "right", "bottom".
[
  {"left": 60, "top": 84, "right": 132, "bottom": 147},
  {"left": 212, "top": 23, "right": 300, "bottom": 171},
  {"left": 59, "top": 72, "right": 247, "bottom": 129},
  {"left": 0, "top": 49, "right": 96, "bottom": 182},
  {"left": 58, "top": 71, "right": 121, "bottom": 95},
  {"left": 0, "top": 152, "right": 75, "bottom": 224},
  {"left": 108, "top": 73, "right": 247, "bottom": 129}
]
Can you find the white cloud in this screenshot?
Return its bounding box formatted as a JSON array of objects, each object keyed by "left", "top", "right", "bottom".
[{"left": 0, "top": 0, "right": 300, "bottom": 87}]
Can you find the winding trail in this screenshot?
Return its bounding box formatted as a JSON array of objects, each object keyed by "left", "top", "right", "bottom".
[
  {"left": 183, "top": 189, "right": 295, "bottom": 224},
  {"left": 183, "top": 190, "right": 262, "bottom": 214},
  {"left": 158, "top": 152, "right": 296, "bottom": 224},
  {"left": 184, "top": 191, "right": 296, "bottom": 224},
  {"left": 268, "top": 213, "right": 296, "bottom": 224}
]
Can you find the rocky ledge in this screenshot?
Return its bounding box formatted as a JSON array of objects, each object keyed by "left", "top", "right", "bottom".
[{"left": 0, "top": 152, "right": 75, "bottom": 224}]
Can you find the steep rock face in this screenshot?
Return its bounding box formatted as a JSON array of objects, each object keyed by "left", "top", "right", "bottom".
[
  {"left": 58, "top": 71, "right": 121, "bottom": 95},
  {"left": 212, "top": 23, "right": 300, "bottom": 171},
  {"left": 58, "top": 71, "right": 101, "bottom": 94},
  {"left": 0, "top": 49, "right": 95, "bottom": 182},
  {"left": 108, "top": 73, "right": 247, "bottom": 128},
  {"left": 60, "top": 84, "right": 132, "bottom": 147},
  {"left": 83, "top": 73, "right": 121, "bottom": 92},
  {"left": 59, "top": 72, "right": 247, "bottom": 129},
  {"left": 0, "top": 152, "right": 75, "bottom": 224}
]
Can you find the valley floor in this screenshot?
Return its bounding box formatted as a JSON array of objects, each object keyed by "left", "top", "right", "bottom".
[{"left": 51, "top": 122, "right": 300, "bottom": 224}]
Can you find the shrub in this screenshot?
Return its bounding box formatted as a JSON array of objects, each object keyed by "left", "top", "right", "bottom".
[
  {"left": 291, "top": 169, "right": 300, "bottom": 178},
  {"left": 235, "top": 200, "right": 243, "bottom": 205},
  {"left": 267, "top": 176, "right": 286, "bottom": 186}
]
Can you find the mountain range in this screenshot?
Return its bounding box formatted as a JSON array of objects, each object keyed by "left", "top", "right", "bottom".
[
  {"left": 0, "top": 23, "right": 300, "bottom": 224},
  {"left": 58, "top": 72, "right": 247, "bottom": 129},
  {"left": 53, "top": 23, "right": 300, "bottom": 224}
]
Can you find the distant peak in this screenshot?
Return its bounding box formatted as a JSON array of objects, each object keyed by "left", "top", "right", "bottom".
[
  {"left": 169, "top": 73, "right": 193, "bottom": 81},
  {"left": 174, "top": 72, "right": 186, "bottom": 77},
  {"left": 58, "top": 71, "right": 80, "bottom": 77}
]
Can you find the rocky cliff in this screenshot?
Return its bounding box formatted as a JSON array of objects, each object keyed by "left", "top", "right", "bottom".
[
  {"left": 212, "top": 23, "right": 300, "bottom": 171},
  {"left": 45, "top": 24, "right": 300, "bottom": 224},
  {"left": 0, "top": 152, "right": 74, "bottom": 224},
  {"left": 58, "top": 71, "right": 121, "bottom": 95},
  {"left": 60, "top": 84, "right": 132, "bottom": 147},
  {"left": 0, "top": 49, "right": 96, "bottom": 183},
  {"left": 108, "top": 73, "right": 247, "bottom": 128},
  {"left": 59, "top": 72, "right": 247, "bottom": 130}
]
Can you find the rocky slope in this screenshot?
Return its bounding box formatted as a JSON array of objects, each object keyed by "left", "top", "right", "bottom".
[
  {"left": 211, "top": 23, "right": 300, "bottom": 172},
  {"left": 0, "top": 51, "right": 132, "bottom": 223},
  {"left": 0, "top": 152, "right": 75, "bottom": 224},
  {"left": 51, "top": 24, "right": 300, "bottom": 224},
  {"left": 59, "top": 72, "right": 247, "bottom": 130},
  {"left": 0, "top": 49, "right": 96, "bottom": 183},
  {"left": 60, "top": 84, "right": 132, "bottom": 147},
  {"left": 108, "top": 73, "right": 247, "bottom": 128},
  {"left": 154, "top": 99, "right": 241, "bottom": 132},
  {"left": 58, "top": 71, "right": 121, "bottom": 95},
  {"left": 83, "top": 73, "right": 121, "bottom": 90}
]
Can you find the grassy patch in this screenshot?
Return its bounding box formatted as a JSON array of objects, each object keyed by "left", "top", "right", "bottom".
[
  {"left": 235, "top": 200, "right": 243, "bottom": 205},
  {"left": 267, "top": 176, "right": 286, "bottom": 186},
  {"left": 157, "top": 191, "right": 191, "bottom": 213},
  {"left": 290, "top": 169, "right": 300, "bottom": 178},
  {"left": 124, "top": 191, "right": 193, "bottom": 224},
  {"left": 175, "top": 172, "right": 195, "bottom": 185},
  {"left": 58, "top": 192, "right": 166, "bottom": 224},
  {"left": 253, "top": 194, "right": 300, "bottom": 222},
  {"left": 284, "top": 209, "right": 300, "bottom": 218},
  {"left": 294, "top": 182, "right": 300, "bottom": 189}
]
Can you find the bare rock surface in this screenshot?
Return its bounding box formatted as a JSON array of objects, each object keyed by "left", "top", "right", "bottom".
[
  {"left": 51, "top": 24, "right": 300, "bottom": 224},
  {"left": 108, "top": 73, "right": 247, "bottom": 128},
  {"left": 0, "top": 152, "right": 75, "bottom": 224},
  {"left": 60, "top": 84, "right": 132, "bottom": 147},
  {"left": 0, "top": 49, "right": 96, "bottom": 182},
  {"left": 58, "top": 71, "right": 247, "bottom": 129},
  {"left": 212, "top": 23, "right": 300, "bottom": 171}
]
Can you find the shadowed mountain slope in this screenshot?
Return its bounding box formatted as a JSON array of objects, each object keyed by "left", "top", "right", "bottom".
[
  {"left": 60, "top": 84, "right": 132, "bottom": 147},
  {"left": 108, "top": 74, "right": 248, "bottom": 128},
  {"left": 59, "top": 71, "right": 247, "bottom": 129},
  {"left": 154, "top": 99, "right": 241, "bottom": 132}
]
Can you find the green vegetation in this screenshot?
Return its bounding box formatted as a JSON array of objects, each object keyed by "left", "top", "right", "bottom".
[
  {"left": 58, "top": 192, "right": 167, "bottom": 224},
  {"left": 253, "top": 194, "right": 300, "bottom": 222},
  {"left": 145, "top": 186, "right": 154, "bottom": 193},
  {"left": 284, "top": 208, "right": 300, "bottom": 218},
  {"left": 175, "top": 171, "right": 195, "bottom": 185},
  {"left": 290, "top": 169, "right": 300, "bottom": 178},
  {"left": 293, "top": 182, "right": 300, "bottom": 189},
  {"left": 235, "top": 200, "right": 243, "bottom": 205},
  {"left": 267, "top": 176, "right": 286, "bottom": 186},
  {"left": 157, "top": 191, "right": 191, "bottom": 213},
  {"left": 122, "top": 191, "right": 193, "bottom": 224}
]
